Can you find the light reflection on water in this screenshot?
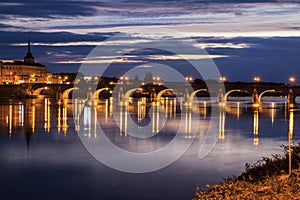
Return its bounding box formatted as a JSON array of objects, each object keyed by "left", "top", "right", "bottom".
[{"left": 0, "top": 97, "right": 299, "bottom": 200}]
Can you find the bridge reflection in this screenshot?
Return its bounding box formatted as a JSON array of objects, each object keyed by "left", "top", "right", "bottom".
[
  {"left": 288, "top": 108, "right": 294, "bottom": 174},
  {"left": 0, "top": 97, "right": 297, "bottom": 152},
  {"left": 253, "top": 108, "right": 259, "bottom": 145}
]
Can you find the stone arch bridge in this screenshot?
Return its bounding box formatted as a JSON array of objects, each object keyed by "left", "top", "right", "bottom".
[{"left": 3, "top": 83, "right": 298, "bottom": 108}]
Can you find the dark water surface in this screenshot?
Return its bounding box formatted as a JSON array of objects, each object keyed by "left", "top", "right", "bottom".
[{"left": 0, "top": 97, "right": 299, "bottom": 200}]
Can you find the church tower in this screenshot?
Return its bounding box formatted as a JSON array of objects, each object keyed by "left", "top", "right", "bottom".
[{"left": 24, "top": 39, "right": 35, "bottom": 64}]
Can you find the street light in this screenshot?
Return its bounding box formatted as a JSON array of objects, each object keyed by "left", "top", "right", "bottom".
[
  {"left": 289, "top": 76, "right": 296, "bottom": 84},
  {"left": 253, "top": 76, "right": 260, "bottom": 86},
  {"left": 220, "top": 76, "right": 227, "bottom": 82},
  {"left": 185, "top": 76, "right": 193, "bottom": 82},
  {"left": 253, "top": 76, "right": 260, "bottom": 82}
]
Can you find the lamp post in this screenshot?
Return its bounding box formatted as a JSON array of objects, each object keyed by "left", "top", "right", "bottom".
[
  {"left": 185, "top": 76, "right": 193, "bottom": 83},
  {"left": 219, "top": 76, "right": 227, "bottom": 83},
  {"left": 289, "top": 76, "right": 295, "bottom": 85},
  {"left": 253, "top": 76, "right": 260, "bottom": 87},
  {"left": 287, "top": 76, "right": 296, "bottom": 107},
  {"left": 287, "top": 76, "right": 295, "bottom": 175}
]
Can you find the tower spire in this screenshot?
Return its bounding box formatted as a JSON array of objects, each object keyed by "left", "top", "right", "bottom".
[
  {"left": 24, "top": 38, "right": 35, "bottom": 64},
  {"left": 27, "top": 38, "right": 31, "bottom": 54}
]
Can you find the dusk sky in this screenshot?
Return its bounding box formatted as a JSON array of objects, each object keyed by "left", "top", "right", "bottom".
[{"left": 1, "top": 0, "right": 300, "bottom": 82}]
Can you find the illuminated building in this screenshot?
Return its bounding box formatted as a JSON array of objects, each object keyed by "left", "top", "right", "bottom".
[{"left": 0, "top": 40, "right": 47, "bottom": 84}]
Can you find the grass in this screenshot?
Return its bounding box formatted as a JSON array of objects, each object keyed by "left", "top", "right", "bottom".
[{"left": 194, "top": 141, "right": 300, "bottom": 200}]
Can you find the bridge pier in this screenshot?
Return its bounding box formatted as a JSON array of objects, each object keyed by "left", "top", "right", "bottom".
[
  {"left": 252, "top": 89, "right": 276, "bottom": 108},
  {"left": 184, "top": 88, "right": 191, "bottom": 107},
  {"left": 118, "top": 88, "right": 124, "bottom": 105},
  {"left": 218, "top": 89, "right": 224, "bottom": 104},
  {"left": 150, "top": 88, "right": 156, "bottom": 102},
  {"left": 56, "top": 86, "right": 63, "bottom": 100},
  {"left": 86, "top": 87, "right": 93, "bottom": 107},
  {"left": 252, "top": 89, "right": 259, "bottom": 107},
  {"left": 288, "top": 89, "right": 296, "bottom": 108}
]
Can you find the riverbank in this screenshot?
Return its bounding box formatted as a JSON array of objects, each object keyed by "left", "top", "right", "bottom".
[{"left": 194, "top": 142, "right": 300, "bottom": 199}]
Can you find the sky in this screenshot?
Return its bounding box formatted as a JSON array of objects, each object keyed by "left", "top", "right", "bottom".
[{"left": 0, "top": 0, "right": 300, "bottom": 82}]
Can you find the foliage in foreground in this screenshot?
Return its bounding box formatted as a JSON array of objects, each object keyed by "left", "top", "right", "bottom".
[
  {"left": 194, "top": 142, "right": 300, "bottom": 200},
  {"left": 239, "top": 143, "right": 300, "bottom": 182}
]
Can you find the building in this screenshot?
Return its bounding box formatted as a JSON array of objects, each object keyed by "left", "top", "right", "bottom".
[{"left": 0, "top": 40, "right": 48, "bottom": 84}]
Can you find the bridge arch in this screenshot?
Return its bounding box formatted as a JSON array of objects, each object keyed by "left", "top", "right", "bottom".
[
  {"left": 156, "top": 89, "right": 173, "bottom": 101},
  {"left": 32, "top": 87, "right": 49, "bottom": 96},
  {"left": 258, "top": 89, "right": 276, "bottom": 102},
  {"left": 124, "top": 88, "right": 141, "bottom": 101},
  {"left": 223, "top": 89, "right": 242, "bottom": 102},
  {"left": 93, "top": 88, "right": 110, "bottom": 100},
  {"left": 189, "top": 89, "right": 207, "bottom": 102},
  {"left": 62, "top": 87, "right": 78, "bottom": 99}
]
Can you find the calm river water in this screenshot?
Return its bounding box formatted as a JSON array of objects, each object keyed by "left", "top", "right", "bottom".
[{"left": 0, "top": 97, "right": 299, "bottom": 200}]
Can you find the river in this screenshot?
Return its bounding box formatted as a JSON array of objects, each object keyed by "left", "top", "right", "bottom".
[{"left": 0, "top": 97, "right": 299, "bottom": 200}]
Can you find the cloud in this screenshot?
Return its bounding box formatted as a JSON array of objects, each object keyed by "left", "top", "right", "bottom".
[
  {"left": 195, "top": 43, "right": 251, "bottom": 49},
  {"left": 0, "top": 1, "right": 300, "bottom": 81},
  {"left": 54, "top": 58, "right": 144, "bottom": 64},
  {"left": 0, "top": 2, "right": 24, "bottom": 6},
  {"left": 0, "top": 23, "right": 15, "bottom": 29},
  {"left": 146, "top": 54, "right": 228, "bottom": 60},
  {"left": 53, "top": 54, "right": 228, "bottom": 65},
  {"left": 1, "top": 30, "right": 300, "bottom": 81},
  {"left": 0, "top": 0, "right": 300, "bottom": 37},
  {"left": 0, "top": 1, "right": 98, "bottom": 19}
]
